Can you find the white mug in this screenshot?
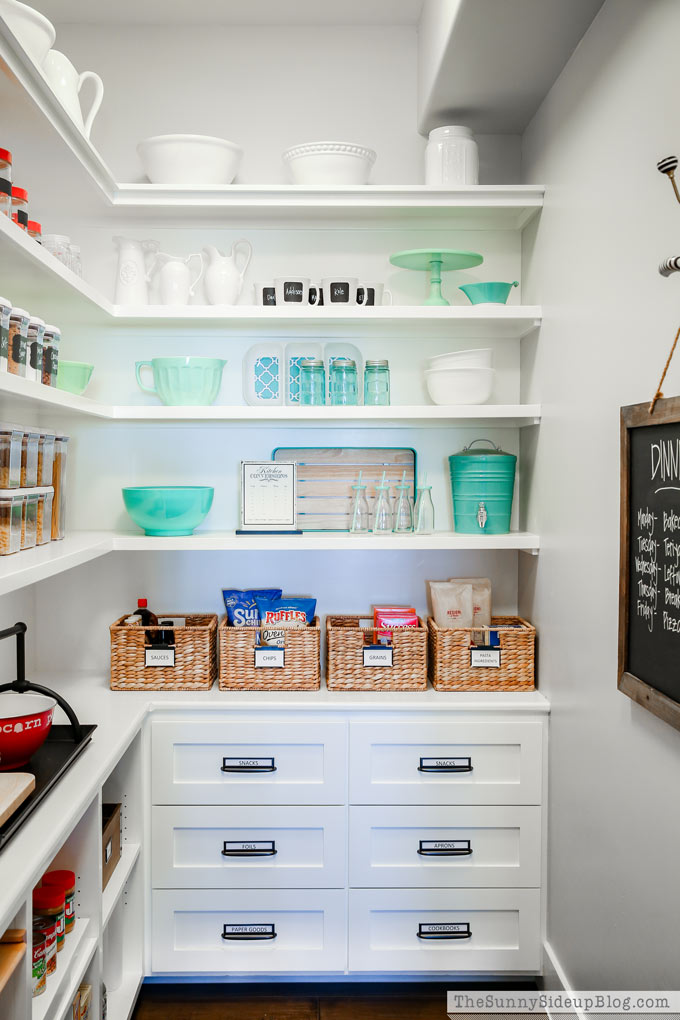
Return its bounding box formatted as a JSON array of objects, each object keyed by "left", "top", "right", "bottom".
[
  {"left": 320, "top": 277, "right": 362, "bottom": 306},
  {"left": 254, "top": 281, "right": 277, "bottom": 306},
  {"left": 274, "top": 277, "right": 320, "bottom": 306},
  {"left": 358, "top": 282, "right": 392, "bottom": 306}
]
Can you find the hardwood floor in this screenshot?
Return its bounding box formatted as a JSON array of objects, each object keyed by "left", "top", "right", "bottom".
[{"left": 132, "top": 983, "right": 539, "bottom": 1020}]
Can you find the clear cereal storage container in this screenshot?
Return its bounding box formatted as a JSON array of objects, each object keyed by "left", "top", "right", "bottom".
[
  {"left": 21, "top": 490, "right": 39, "bottom": 550},
  {"left": 36, "top": 487, "right": 53, "bottom": 545},
  {"left": 38, "top": 430, "right": 55, "bottom": 486},
  {"left": 0, "top": 296, "right": 11, "bottom": 370},
  {"left": 51, "top": 436, "right": 69, "bottom": 540},
  {"left": 0, "top": 490, "right": 22, "bottom": 555},
  {"left": 0, "top": 423, "right": 23, "bottom": 488},
  {"left": 21, "top": 428, "right": 40, "bottom": 487}
]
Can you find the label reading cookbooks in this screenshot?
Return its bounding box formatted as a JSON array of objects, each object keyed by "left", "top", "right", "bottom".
[
  {"left": 363, "top": 645, "right": 393, "bottom": 667},
  {"left": 418, "top": 922, "right": 470, "bottom": 937},
  {"left": 223, "top": 923, "right": 275, "bottom": 937},
  {"left": 470, "top": 647, "right": 501, "bottom": 668},
  {"left": 254, "top": 646, "right": 285, "bottom": 668},
  {"left": 145, "top": 646, "right": 175, "bottom": 667}
]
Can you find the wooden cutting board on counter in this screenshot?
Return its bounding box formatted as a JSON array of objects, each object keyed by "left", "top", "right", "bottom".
[
  {"left": 0, "top": 774, "right": 35, "bottom": 827},
  {"left": 273, "top": 447, "right": 416, "bottom": 531}
]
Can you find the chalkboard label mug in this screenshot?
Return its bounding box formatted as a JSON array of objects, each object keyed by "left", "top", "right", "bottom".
[
  {"left": 254, "top": 281, "right": 276, "bottom": 306},
  {"left": 320, "top": 277, "right": 362, "bottom": 306},
  {"left": 274, "top": 277, "right": 320, "bottom": 306}
]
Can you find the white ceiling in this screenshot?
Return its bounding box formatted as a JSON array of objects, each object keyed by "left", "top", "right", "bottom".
[{"left": 36, "top": 0, "right": 424, "bottom": 26}]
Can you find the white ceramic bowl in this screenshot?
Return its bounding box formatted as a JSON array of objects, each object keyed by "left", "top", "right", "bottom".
[
  {"left": 137, "top": 134, "right": 243, "bottom": 186},
  {"left": 283, "top": 142, "right": 377, "bottom": 185},
  {"left": 427, "top": 347, "right": 493, "bottom": 371},
  {"left": 425, "top": 366, "right": 495, "bottom": 405},
  {"left": 0, "top": 0, "right": 55, "bottom": 66}
]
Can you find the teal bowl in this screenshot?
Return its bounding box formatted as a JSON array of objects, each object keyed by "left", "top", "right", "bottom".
[
  {"left": 459, "top": 281, "right": 519, "bottom": 305},
  {"left": 135, "top": 357, "right": 226, "bottom": 406},
  {"left": 57, "top": 360, "right": 94, "bottom": 395},
  {"left": 122, "top": 486, "right": 214, "bottom": 536}
]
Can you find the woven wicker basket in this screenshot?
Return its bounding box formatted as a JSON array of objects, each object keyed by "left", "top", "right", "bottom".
[
  {"left": 218, "top": 616, "right": 320, "bottom": 691},
  {"left": 110, "top": 613, "right": 217, "bottom": 691},
  {"left": 326, "top": 614, "right": 427, "bottom": 692},
  {"left": 428, "top": 615, "right": 535, "bottom": 692}
]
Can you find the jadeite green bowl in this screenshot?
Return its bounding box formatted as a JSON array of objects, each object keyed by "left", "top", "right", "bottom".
[
  {"left": 459, "top": 281, "right": 519, "bottom": 305},
  {"left": 122, "top": 486, "right": 214, "bottom": 536},
  {"left": 56, "top": 360, "right": 94, "bottom": 395}
]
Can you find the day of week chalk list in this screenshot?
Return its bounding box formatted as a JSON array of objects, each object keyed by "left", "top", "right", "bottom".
[{"left": 634, "top": 506, "right": 680, "bottom": 634}]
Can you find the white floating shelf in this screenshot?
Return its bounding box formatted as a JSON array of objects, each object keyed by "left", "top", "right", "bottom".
[
  {"left": 32, "top": 919, "right": 95, "bottom": 1020},
  {"left": 102, "top": 843, "right": 141, "bottom": 928},
  {"left": 0, "top": 377, "right": 541, "bottom": 427},
  {"left": 105, "top": 970, "right": 143, "bottom": 1020},
  {"left": 0, "top": 532, "right": 112, "bottom": 598}
]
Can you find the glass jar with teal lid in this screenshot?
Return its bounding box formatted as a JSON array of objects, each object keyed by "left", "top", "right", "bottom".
[
  {"left": 448, "top": 439, "right": 517, "bottom": 534},
  {"left": 364, "top": 359, "right": 390, "bottom": 406},
  {"left": 329, "top": 357, "right": 358, "bottom": 406},
  {"left": 299, "top": 358, "right": 326, "bottom": 406}
]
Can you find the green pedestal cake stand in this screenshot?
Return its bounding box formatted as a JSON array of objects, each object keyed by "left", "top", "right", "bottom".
[{"left": 389, "top": 248, "right": 484, "bottom": 305}]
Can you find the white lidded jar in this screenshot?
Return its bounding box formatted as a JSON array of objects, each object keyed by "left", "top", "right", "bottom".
[{"left": 425, "top": 125, "right": 479, "bottom": 185}]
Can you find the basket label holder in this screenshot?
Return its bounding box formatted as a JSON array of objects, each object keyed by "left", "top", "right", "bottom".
[
  {"left": 145, "top": 646, "right": 175, "bottom": 667},
  {"left": 470, "top": 647, "right": 501, "bottom": 668},
  {"left": 254, "top": 646, "right": 285, "bottom": 668},
  {"left": 363, "top": 645, "right": 393, "bottom": 668}
]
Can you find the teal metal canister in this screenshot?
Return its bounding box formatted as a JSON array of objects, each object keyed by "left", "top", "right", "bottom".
[{"left": 448, "top": 439, "right": 517, "bottom": 534}]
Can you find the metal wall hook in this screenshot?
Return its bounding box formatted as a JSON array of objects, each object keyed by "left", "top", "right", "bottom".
[
  {"left": 659, "top": 256, "right": 680, "bottom": 277},
  {"left": 658, "top": 155, "right": 680, "bottom": 204}
]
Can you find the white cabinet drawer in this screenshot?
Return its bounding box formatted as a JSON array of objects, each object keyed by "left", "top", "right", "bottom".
[
  {"left": 349, "top": 721, "right": 542, "bottom": 805},
  {"left": 349, "top": 805, "right": 541, "bottom": 887},
  {"left": 348, "top": 889, "right": 541, "bottom": 973},
  {"left": 152, "top": 805, "right": 346, "bottom": 888},
  {"left": 151, "top": 889, "right": 347, "bottom": 973},
  {"left": 152, "top": 719, "right": 347, "bottom": 805}
]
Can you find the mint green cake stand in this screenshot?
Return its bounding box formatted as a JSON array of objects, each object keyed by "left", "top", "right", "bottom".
[{"left": 389, "top": 248, "right": 484, "bottom": 305}]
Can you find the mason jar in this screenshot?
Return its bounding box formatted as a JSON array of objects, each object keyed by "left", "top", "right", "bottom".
[{"left": 363, "top": 359, "right": 390, "bottom": 405}]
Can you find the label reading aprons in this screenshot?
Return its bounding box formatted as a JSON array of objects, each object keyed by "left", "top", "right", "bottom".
[{"left": 419, "top": 839, "right": 471, "bottom": 853}]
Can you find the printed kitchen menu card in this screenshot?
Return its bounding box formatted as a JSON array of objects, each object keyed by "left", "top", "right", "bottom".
[{"left": 240, "top": 461, "right": 298, "bottom": 531}]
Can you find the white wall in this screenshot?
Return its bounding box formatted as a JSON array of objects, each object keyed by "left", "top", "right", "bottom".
[{"left": 520, "top": 0, "right": 680, "bottom": 988}]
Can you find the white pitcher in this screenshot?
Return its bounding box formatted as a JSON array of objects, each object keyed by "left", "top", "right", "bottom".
[
  {"left": 42, "top": 49, "right": 104, "bottom": 138},
  {"left": 150, "top": 252, "right": 204, "bottom": 306},
  {"left": 113, "top": 237, "right": 159, "bottom": 304},
  {"left": 202, "top": 240, "right": 252, "bottom": 305}
]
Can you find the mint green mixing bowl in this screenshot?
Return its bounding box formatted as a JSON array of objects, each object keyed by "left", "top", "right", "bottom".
[
  {"left": 459, "top": 281, "right": 519, "bottom": 305},
  {"left": 122, "top": 486, "right": 214, "bottom": 536},
  {"left": 135, "top": 357, "right": 226, "bottom": 406},
  {"left": 57, "top": 360, "right": 94, "bottom": 395}
]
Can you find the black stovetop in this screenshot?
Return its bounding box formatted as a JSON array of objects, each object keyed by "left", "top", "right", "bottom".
[{"left": 0, "top": 724, "right": 96, "bottom": 852}]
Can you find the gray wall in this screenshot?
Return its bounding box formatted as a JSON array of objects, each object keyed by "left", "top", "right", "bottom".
[{"left": 520, "top": 0, "right": 680, "bottom": 989}]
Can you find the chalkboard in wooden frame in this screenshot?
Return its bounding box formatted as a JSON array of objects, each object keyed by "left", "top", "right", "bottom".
[{"left": 619, "top": 396, "right": 680, "bottom": 732}]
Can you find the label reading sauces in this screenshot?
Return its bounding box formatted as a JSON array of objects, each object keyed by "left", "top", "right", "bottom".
[
  {"left": 145, "top": 647, "right": 175, "bottom": 667},
  {"left": 363, "top": 645, "right": 393, "bottom": 667},
  {"left": 254, "top": 646, "right": 285, "bottom": 668},
  {"left": 470, "top": 647, "right": 501, "bottom": 668}
]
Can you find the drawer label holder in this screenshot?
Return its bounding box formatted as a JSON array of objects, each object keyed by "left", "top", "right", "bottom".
[
  {"left": 418, "top": 839, "right": 472, "bottom": 857},
  {"left": 363, "top": 645, "right": 393, "bottom": 667},
  {"left": 417, "top": 922, "right": 471, "bottom": 940},
  {"left": 254, "top": 646, "right": 285, "bottom": 668},
  {"left": 221, "top": 756, "right": 277, "bottom": 773},
  {"left": 222, "top": 923, "right": 277, "bottom": 941},
  {"left": 418, "top": 756, "right": 473, "bottom": 773},
  {"left": 470, "top": 647, "right": 501, "bottom": 668},
  {"left": 222, "top": 840, "right": 277, "bottom": 857}
]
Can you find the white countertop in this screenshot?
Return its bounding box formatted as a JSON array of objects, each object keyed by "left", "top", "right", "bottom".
[{"left": 0, "top": 672, "right": 549, "bottom": 933}]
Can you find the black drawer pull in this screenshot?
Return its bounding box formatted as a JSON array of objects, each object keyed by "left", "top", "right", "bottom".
[
  {"left": 418, "top": 839, "right": 472, "bottom": 857},
  {"left": 418, "top": 756, "right": 472, "bottom": 773},
  {"left": 222, "top": 923, "right": 276, "bottom": 941},
  {"left": 417, "top": 922, "right": 471, "bottom": 940},
  {"left": 221, "top": 756, "right": 276, "bottom": 773},
  {"left": 222, "top": 840, "right": 277, "bottom": 857}
]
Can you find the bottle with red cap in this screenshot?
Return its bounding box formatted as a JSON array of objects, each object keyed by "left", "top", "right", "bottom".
[
  {"left": 0, "top": 147, "right": 11, "bottom": 219},
  {"left": 11, "top": 185, "right": 28, "bottom": 229}
]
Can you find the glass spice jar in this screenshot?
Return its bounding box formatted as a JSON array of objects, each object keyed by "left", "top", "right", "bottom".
[
  {"left": 0, "top": 296, "right": 11, "bottom": 371},
  {"left": 28, "top": 220, "right": 42, "bottom": 243},
  {"left": 32, "top": 915, "right": 56, "bottom": 978},
  {"left": 42, "top": 870, "right": 77, "bottom": 936},
  {"left": 11, "top": 185, "right": 28, "bottom": 229},
  {"left": 32, "top": 885, "right": 66, "bottom": 953},
  {"left": 26, "top": 316, "right": 45, "bottom": 384},
  {"left": 31, "top": 927, "right": 47, "bottom": 996},
  {"left": 0, "top": 178, "right": 10, "bottom": 218},
  {"left": 0, "top": 147, "right": 11, "bottom": 184},
  {"left": 8, "top": 307, "right": 29, "bottom": 377},
  {"left": 42, "top": 325, "right": 60, "bottom": 386},
  {"left": 42, "top": 234, "right": 70, "bottom": 267}
]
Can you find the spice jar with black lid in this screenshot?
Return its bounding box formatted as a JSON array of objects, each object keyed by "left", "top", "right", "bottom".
[
  {"left": 11, "top": 185, "right": 28, "bottom": 228},
  {"left": 26, "top": 316, "right": 45, "bottom": 384},
  {"left": 0, "top": 178, "right": 10, "bottom": 218},
  {"left": 8, "top": 307, "right": 29, "bottom": 377},
  {"left": 0, "top": 147, "right": 11, "bottom": 183},
  {"left": 42, "top": 324, "right": 60, "bottom": 386},
  {"left": 28, "top": 220, "right": 42, "bottom": 242},
  {"left": 0, "top": 296, "right": 11, "bottom": 371}
]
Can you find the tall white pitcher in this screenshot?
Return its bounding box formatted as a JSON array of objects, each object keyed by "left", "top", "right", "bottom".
[{"left": 43, "top": 49, "right": 104, "bottom": 138}]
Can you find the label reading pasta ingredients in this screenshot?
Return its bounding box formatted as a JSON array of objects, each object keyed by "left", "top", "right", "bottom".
[{"left": 470, "top": 648, "right": 501, "bottom": 668}]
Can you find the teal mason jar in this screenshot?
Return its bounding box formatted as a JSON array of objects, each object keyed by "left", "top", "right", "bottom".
[
  {"left": 329, "top": 357, "right": 358, "bottom": 406},
  {"left": 363, "top": 359, "right": 390, "bottom": 405},
  {"left": 300, "top": 358, "right": 326, "bottom": 405},
  {"left": 448, "top": 439, "right": 517, "bottom": 534}
]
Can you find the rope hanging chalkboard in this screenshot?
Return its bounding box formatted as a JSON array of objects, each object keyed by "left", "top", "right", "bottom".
[{"left": 649, "top": 324, "right": 680, "bottom": 415}]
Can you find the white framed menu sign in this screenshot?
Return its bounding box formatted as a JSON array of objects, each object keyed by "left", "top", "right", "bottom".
[{"left": 239, "top": 461, "right": 298, "bottom": 532}]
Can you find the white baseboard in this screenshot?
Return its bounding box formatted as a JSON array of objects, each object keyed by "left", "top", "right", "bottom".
[{"left": 542, "top": 941, "right": 587, "bottom": 1020}]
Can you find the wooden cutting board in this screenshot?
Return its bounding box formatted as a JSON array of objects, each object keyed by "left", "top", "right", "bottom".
[
  {"left": 0, "top": 774, "right": 35, "bottom": 827},
  {"left": 273, "top": 447, "right": 416, "bottom": 531}
]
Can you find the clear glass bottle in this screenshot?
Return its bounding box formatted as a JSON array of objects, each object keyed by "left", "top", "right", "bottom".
[
  {"left": 372, "top": 483, "right": 393, "bottom": 534},
  {"left": 300, "top": 358, "right": 326, "bottom": 405},
  {"left": 414, "top": 485, "right": 435, "bottom": 534},
  {"left": 69, "top": 243, "right": 82, "bottom": 276},
  {"left": 11, "top": 185, "right": 28, "bottom": 229},
  {"left": 329, "top": 357, "right": 358, "bottom": 406},
  {"left": 349, "top": 482, "right": 370, "bottom": 533},
  {"left": 0, "top": 179, "right": 10, "bottom": 218},
  {"left": 363, "top": 359, "right": 390, "bottom": 406},
  {"left": 393, "top": 482, "right": 413, "bottom": 533}
]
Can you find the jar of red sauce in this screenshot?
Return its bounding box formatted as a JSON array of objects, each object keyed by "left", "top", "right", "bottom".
[
  {"left": 33, "top": 885, "right": 65, "bottom": 953},
  {"left": 32, "top": 915, "right": 57, "bottom": 976},
  {"left": 42, "top": 870, "right": 76, "bottom": 935}
]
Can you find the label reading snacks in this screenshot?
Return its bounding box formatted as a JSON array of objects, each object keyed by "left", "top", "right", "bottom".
[
  {"left": 470, "top": 647, "right": 501, "bottom": 668},
  {"left": 222, "top": 757, "right": 275, "bottom": 770},
  {"left": 418, "top": 922, "right": 470, "bottom": 936},
  {"left": 363, "top": 645, "right": 393, "bottom": 667},
  {"left": 223, "top": 923, "right": 275, "bottom": 937},
  {"left": 145, "top": 646, "right": 175, "bottom": 667},
  {"left": 419, "top": 839, "right": 471, "bottom": 852},
  {"left": 254, "top": 646, "right": 285, "bottom": 668},
  {"left": 419, "top": 757, "right": 472, "bottom": 770}
]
